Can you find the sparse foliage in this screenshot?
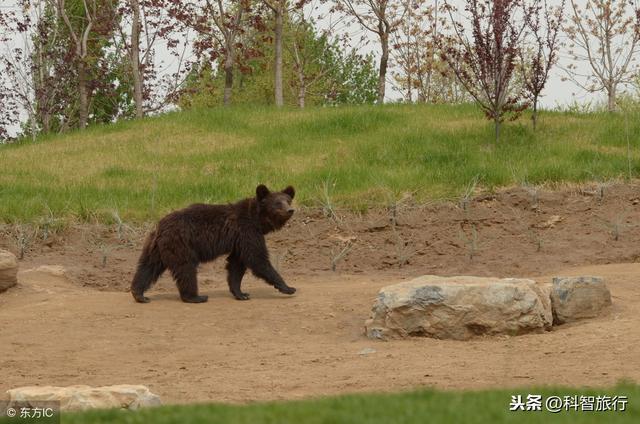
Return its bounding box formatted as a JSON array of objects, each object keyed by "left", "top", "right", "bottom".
[
  {"left": 564, "top": 0, "right": 640, "bottom": 112},
  {"left": 334, "top": 0, "right": 409, "bottom": 103},
  {"left": 520, "top": 0, "right": 565, "bottom": 129},
  {"left": 440, "top": 0, "right": 531, "bottom": 142}
]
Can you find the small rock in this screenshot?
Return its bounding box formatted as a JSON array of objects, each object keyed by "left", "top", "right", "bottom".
[
  {"left": 19, "top": 265, "right": 73, "bottom": 288},
  {"left": 550, "top": 276, "right": 612, "bottom": 324},
  {"left": 536, "top": 215, "right": 563, "bottom": 229},
  {"left": 358, "top": 348, "right": 376, "bottom": 356},
  {"left": 0, "top": 249, "right": 18, "bottom": 293},
  {"left": 6, "top": 385, "right": 161, "bottom": 412}
]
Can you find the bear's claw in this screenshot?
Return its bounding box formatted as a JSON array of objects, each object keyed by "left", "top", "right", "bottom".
[
  {"left": 278, "top": 286, "right": 296, "bottom": 295},
  {"left": 181, "top": 295, "right": 209, "bottom": 303},
  {"left": 132, "top": 293, "right": 150, "bottom": 303}
]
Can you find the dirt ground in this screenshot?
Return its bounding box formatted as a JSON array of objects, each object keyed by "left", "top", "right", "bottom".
[{"left": 1, "top": 184, "right": 639, "bottom": 404}]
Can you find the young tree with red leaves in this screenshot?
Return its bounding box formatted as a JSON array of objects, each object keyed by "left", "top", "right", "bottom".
[
  {"left": 441, "top": 0, "right": 531, "bottom": 142},
  {"left": 521, "top": 0, "right": 565, "bottom": 130}
]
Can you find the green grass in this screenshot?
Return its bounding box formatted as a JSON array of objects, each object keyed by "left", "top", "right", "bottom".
[
  {"left": 1, "top": 104, "right": 639, "bottom": 223},
  {"left": 31, "top": 384, "right": 638, "bottom": 424}
]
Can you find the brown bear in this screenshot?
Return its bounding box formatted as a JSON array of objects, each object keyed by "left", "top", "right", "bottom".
[{"left": 131, "top": 184, "right": 297, "bottom": 303}]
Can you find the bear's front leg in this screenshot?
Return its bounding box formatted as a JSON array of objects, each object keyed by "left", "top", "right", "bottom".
[
  {"left": 245, "top": 256, "right": 296, "bottom": 295},
  {"left": 226, "top": 254, "right": 250, "bottom": 300}
]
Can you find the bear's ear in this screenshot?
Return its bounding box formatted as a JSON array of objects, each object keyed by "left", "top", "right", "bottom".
[
  {"left": 283, "top": 185, "right": 295, "bottom": 199},
  {"left": 256, "top": 184, "right": 270, "bottom": 201}
]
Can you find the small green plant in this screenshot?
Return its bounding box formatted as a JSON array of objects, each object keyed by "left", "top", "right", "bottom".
[
  {"left": 527, "top": 227, "right": 544, "bottom": 252},
  {"left": 12, "top": 224, "right": 35, "bottom": 259},
  {"left": 111, "top": 209, "right": 135, "bottom": 243},
  {"left": 330, "top": 241, "right": 353, "bottom": 272},
  {"left": 36, "top": 205, "right": 66, "bottom": 242},
  {"left": 99, "top": 244, "right": 113, "bottom": 267},
  {"left": 392, "top": 229, "right": 416, "bottom": 268},
  {"left": 318, "top": 179, "right": 341, "bottom": 223},
  {"left": 459, "top": 175, "right": 479, "bottom": 212},
  {"left": 458, "top": 223, "right": 479, "bottom": 260},
  {"left": 597, "top": 213, "right": 632, "bottom": 242}
]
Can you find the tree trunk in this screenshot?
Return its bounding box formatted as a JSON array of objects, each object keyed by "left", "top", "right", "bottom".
[
  {"left": 377, "top": 31, "right": 389, "bottom": 104},
  {"left": 223, "top": 47, "right": 235, "bottom": 106},
  {"left": 532, "top": 97, "right": 538, "bottom": 131},
  {"left": 495, "top": 118, "right": 501, "bottom": 144},
  {"left": 274, "top": 7, "right": 284, "bottom": 107},
  {"left": 35, "top": 42, "right": 51, "bottom": 133},
  {"left": 607, "top": 84, "right": 617, "bottom": 112},
  {"left": 130, "top": 0, "right": 144, "bottom": 118},
  {"left": 298, "top": 79, "right": 305, "bottom": 108},
  {"left": 78, "top": 60, "right": 89, "bottom": 129}
]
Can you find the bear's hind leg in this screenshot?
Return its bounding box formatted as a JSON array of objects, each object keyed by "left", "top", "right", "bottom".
[
  {"left": 226, "top": 254, "right": 249, "bottom": 300},
  {"left": 171, "top": 263, "right": 208, "bottom": 303}
]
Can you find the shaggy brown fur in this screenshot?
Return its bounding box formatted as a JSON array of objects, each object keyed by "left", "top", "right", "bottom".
[{"left": 131, "top": 185, "right": 297, "bottom": 303}]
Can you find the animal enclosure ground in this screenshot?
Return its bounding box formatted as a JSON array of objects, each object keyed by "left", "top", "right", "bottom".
[{"left": 0, "top": 185, "right": 639, "bottom": 404}]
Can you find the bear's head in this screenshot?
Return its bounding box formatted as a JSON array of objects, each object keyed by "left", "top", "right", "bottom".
[{"left": 256, "top": 184, "right": 295, "bottom": 233}]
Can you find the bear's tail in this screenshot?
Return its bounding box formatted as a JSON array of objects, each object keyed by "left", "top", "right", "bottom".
[{"left": 131, "top": 230, "right": 166, "bottom": 303}]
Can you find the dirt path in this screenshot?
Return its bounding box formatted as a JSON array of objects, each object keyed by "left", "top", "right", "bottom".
[{"left": 1, "top": 263, "right": 638, "bottom": 404}]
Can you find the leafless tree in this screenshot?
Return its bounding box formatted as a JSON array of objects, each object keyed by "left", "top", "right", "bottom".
[
  {"left": 564, "top": 0, "right": 640, "bottom": 111},
  {"left": 334, "top": 0, "right": 408, "bottom": 103}
]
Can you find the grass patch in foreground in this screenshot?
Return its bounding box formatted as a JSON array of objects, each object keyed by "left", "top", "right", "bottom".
[
  {"left": 56, "top": 384, "right": 640, "bottom": 424},
  {"left": 1, "top": 103, "right": 639, "bottom": 223}
]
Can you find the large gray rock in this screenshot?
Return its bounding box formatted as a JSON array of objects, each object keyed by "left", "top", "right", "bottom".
[
  {"left": 365, "top": 275, "right": 552, "bottom": 340},
  {"left": 550, "top": 276, "right": 611, "bottom": 324},
  {"left": 6, "top": 385, "right": 161, "bottom": 412},
  {"left": 0, "top": 249, "right": 18, "bottom": 292}
]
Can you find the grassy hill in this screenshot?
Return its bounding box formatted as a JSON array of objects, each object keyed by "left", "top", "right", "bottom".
[{"left": 1, "top": 104, "right": 638, "bottom": 223}]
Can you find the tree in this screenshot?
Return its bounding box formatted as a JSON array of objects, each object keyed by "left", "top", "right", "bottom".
[
  {"left": 334, "top": 0, "right": 408, "bottom": 103},
  {"left": 520, "top": 0, "right": 564, "bottom": 129},
  {"left": 564, "top": 0, "right": 640, "bottom": 112},
  {"left": 177, "top": 15, "right": 378, "bottom": 107},
  {"left": 391, "top": 0, "right": 470, "bottom": 103},
  {"left": 287, "top": 15, "right": 330, "bottom": 107},
  {"left": 53, "top": 0, "right": 119, "bottom": 129},
  {"left": 0, "top": 0, "right": 72, "bottom": 138},
  {"left": 168, "top": 0, "right": 255, "bottom": 106},
  {"left": 0, "top": 1, "right": 32, "bottom": 140},
  {"left": 118, "top": 0, "right": 191, "bottom": 116},
  {"left": 262, "top": 0, "right": 307, "bottom": 107},
  {"left": 129, "top": 0, "right": 144, "bottom": 117},
  {"left": 441, "top": 0, "right": 530, "bottom": 142},
  {"left": 286, "top": 14, "right": 378, "bottom": 107}
]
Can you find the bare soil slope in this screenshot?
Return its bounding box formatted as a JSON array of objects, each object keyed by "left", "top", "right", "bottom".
[{"left": 0, "top": 185, "right": 639, "bottom": 404}]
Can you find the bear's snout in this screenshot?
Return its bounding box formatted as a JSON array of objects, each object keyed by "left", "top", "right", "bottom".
[{"left": 287, "top": 207, "right": 295, "bottom": 215}]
